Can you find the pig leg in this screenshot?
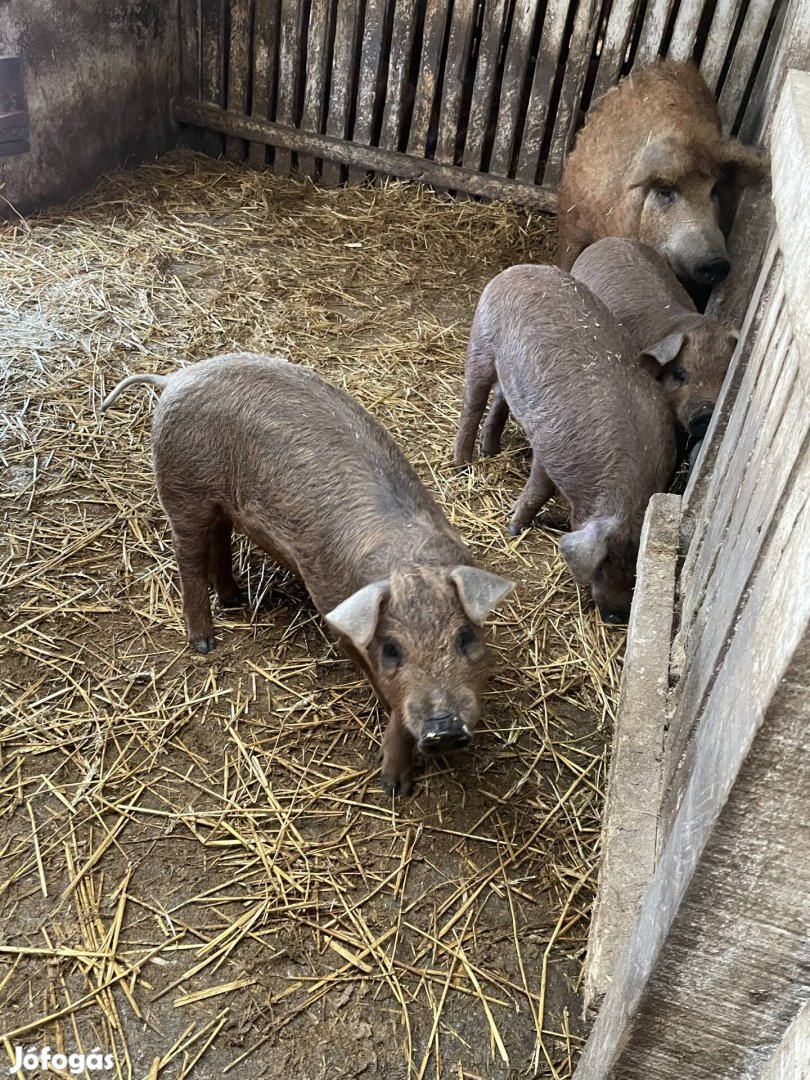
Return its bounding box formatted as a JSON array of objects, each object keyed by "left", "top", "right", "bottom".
[
  {"left": 454, "top": 341, "right": 497, "bottom": 466},
  {"left": 208, "top": 519, "right": 244, "bottom": 608},
  {"left": 380, "top": 712, "right": 416, "bottom": 796},
  {"left": 480, "top": 385, "right": 510, "bottom": 457},
  {"left": 173, "top": 527, "right": 217, "bottom": 654},
  {"left": 508, "top": 456, "right": 556, "bottom": 535}
]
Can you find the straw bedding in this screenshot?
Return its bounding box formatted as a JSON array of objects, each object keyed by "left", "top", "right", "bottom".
[{"left": 0, "top": 151, "right": 623, "bottom": 1078}]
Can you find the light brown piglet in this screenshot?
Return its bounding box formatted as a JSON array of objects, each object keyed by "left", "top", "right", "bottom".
[
  {"left": 454, "top": 266, "right": 676, "bottom": 624},
  {"left": 102, "top": 355, "right": 514, "bottom": 796},
  {"left": 571, "top": 238, "right": 738, "bottom": 442}
]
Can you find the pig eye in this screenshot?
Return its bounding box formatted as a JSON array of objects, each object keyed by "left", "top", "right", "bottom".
[
  {"left": 670, "top": 366, "right": 688, "bottom": 384},
  {"left": 653, "top": 186, "right": 676, "bottom": 207},
  {"left": 381, "top": 639, "right": 403, "bottom": 666},
  {"left": 457, "top": 626, "right": 478, "bottom": 653}
]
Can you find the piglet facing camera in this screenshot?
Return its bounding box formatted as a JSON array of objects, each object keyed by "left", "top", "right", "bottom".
[{"left": 102, "top": 353, "right": 514, "bottom": 797}]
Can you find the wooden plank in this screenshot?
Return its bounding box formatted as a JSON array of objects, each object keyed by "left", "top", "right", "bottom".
[
  {"left": 583, "top": 494, "right": 680, "bottom": 1013},
  {"left": 542, "top": 0, "right": 602, "bottom": 188},
  {"left": 634, "top": 0, "right": 678, "bottom": 66},
  {"left": 772, "top": 71, "right": 810, "bottom": 373},
  {"left": 737, "top": 0, "right": 810, "bottom": 144},
  {"left": 488, "top": 0, "right": 537, "bottom": 177},
  {"left": 664, "top": 328, "right": 801, "bottom": 825},
  {"left": 201, "top": 0, "right": 227, "bottom": 156},
  {"left": 179, "top": 0, "right": 201, "bottom": 100},
  {"left": 226, "top": 0, "right": 252, "bottom": 160},
  {"left": 699, "top": 0, "right": 746, "bottom": 93},
  {"left": 298, "top": 0, "right": 332, "bottom": 178},
  {"left": 249, "top": 0, "right": 280, "bottom": 166},
  {"left": 718, "top": 0, "right": 778, "bottom": 130},
  {"left": 275, "top": 0, "right": 302, "bottom": 175},
  {"left": 515, "top": 0, "right": 571, "bottom": 183},
  {"left": 574, "top": 468, "right": 810, "bottom": 1079},
  {"left": 434, "top": 0, "right": 477, "bottom": 165},
  {"left": 760, "top": 999, "right": 810, "bottom": 1080},
  {"left": 379, "top": 0, "right": 419, "bottom": 152},
  {"left": 589, "top": 0, "right": 642, "bottom": 104},
  {"left": 323, "top": 0, "right": 362, "bottom": 185},
  {"left": 681, "top": 229, "right": 779, "bottom": 543},
  {"left": 173, "top": 98, "right": 559, "bottom": 207},
  {"left": 349, "top": 0, "right": 387, "bottom": 182},
  {"left": 462, "top": 0, "right": 508, "bottom": 172},
  {"left": 667, "top": 0, "right": 705, "bottom": 63},
  {"left": 406, "top": 0, "right": 450, "bottom": 157}
]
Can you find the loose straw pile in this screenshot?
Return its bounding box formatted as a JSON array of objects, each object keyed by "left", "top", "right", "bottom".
[{"left": 0, "top": 151, "right": 623, "bottom": 1078}]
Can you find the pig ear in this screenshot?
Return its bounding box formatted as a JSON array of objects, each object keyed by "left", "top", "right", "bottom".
[
  {"left": 629, "top": 137, "right": 683, "bottom": 188},
  {"left": 450, "top": 567, "right": 515, "bottom": 624},
  {"left": 324, "top": 580, "right": 390, "bottom": 650},
  {"left": 718, "top": 139, "right": 768, "bottom": 189},
  {"left": 641, "top": 331, "right": 686, "bottom": 369},
  {"left": 559, "top": 519, "right": 615, "bottom": 583}
]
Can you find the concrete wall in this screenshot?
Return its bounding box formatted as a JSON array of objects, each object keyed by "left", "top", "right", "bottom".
[{"left": 0, "top": 0, "right": 178, "bottom": 216}]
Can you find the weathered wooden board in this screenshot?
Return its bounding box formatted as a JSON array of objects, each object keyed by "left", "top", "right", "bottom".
[
  {"left": 173, "top": 99, "right": 559, "bottom": 207},
  {"left": 249, "top": 0, "right": 279, "bottom": 166},
  {"left": 462, "top": 0, "right": 508, "bottom": 172},
  {"left": 200, "top": 0, "right": 227, "bottom": 156},
  {"left": 406, "top": 0, "right": 449, "bottom": 157},
  {"left": 515, "top": 0, "right": 571, "bottom": 183},
  {"left": 434, "top": 0, "right": 477, "bottom": 166},
  {"left": 179, "top": 0, "right": 201, "bottom": 101},
  {"left": 274, "top": 0, "right": 302, "bottom": 175},
  {"left": 349, "top": 0, "right": 387, "bottom": 182},
  {"left": 488, "top": 0, "right": 537, "bottom": 177},
  {"left": 718, "top": 0, "right": 780, "bottom": 129},
  {"left": 226, "top": 0, "right": 252, "bottom": 160},
  {"left": 298, "top": 0, "right": 332, "bottom": 177},
  {"left": 323, "top": 0, "right": 362, "bottom": 184},
  {"left": 379, "top": 0, "right": 419, "bottom": 153}
]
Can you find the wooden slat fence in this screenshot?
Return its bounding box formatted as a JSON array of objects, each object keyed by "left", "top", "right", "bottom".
[{"left": 175, "top": 0, "right": 786, "bottom": 202}]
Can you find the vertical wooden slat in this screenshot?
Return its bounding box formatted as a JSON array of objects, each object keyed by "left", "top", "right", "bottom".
[
  {"left": 323, "top": 0, "right": 362, "bottom": 185},
  {"left": 488, "top": 0, "right": 537, "bottom": 177},
  {"left": 249, "top": 0, "right": 279, "bottom": 166},
  {"left": 634, "top": 0, "right": 678, "bottom": 65},
  {"left": 298, "top": 0, "right": 333, "bottom": 177},
  {"left": 434, "top": 0, "right": 476, "bottom": 165},
  {"left": 406, "top": 1, "right": 451, "bottom": 156},
  {"left": 667, "top": 0, "right": 706, "bottom": 62},
  {"left": 275, "top": 0, "right": 302, "bottom": 175},
  {"left": 379, "top": 0, "right": 420, "bottom": 152},
  {"left": 542, "top": 0, "right": 601, "bottom": 188},
  {"left": 201, "top": 0, "right": 227, "bottom": 156},
  {"left": 180, "top": 0, "right": 201, "bottom": 100},
  {"left": 516, "top": 0, "right": 574, "bottom": 183},
  {"left": 717, "top": 0, "right": 778, "bottom": 129},
  {"left": 591, "top": 0, "right": 643, "bottom": 101},
  {"left": 227, "top": 0, "right": 252, "bottom": 160},
  {"left": 462, "top": 0, "right": 508, "bottom": 171},
  {"left": 349, "top": 0, "right": 388, "bottom": 182},
  {"left": 698, "top": 0, "right": 747, "bottom": 92}
]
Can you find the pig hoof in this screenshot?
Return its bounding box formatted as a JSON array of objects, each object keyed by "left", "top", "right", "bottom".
[
  {"left": 508, "top": 519, "right": 526, "bottom": 536},
  {"left": 380, "top": 773, "right": 413, "bottom": 798},
  {"left": 191, "top": 635, "right": 216, "bottom": 654}
]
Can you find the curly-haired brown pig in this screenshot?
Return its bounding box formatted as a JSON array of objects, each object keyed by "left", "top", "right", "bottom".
[
  {"left": 453, "top": 267, "right": 675, "bottom": 623},
  {"left": 102, "top": 355, "right": 514, "bottom": 796},
  {"left": 557, "top": 61, "right": 767, "bottom": 287},
  {"left": 572, "top": 238, "right": 738, "bottom": 445}
]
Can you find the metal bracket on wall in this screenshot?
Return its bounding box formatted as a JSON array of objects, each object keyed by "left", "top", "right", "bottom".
[{"left": 0, "top": 56, "right": 29, "bottom": 157}]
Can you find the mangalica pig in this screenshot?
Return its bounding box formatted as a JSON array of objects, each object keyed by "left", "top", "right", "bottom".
[
  {"left": 557, "top": 61, "right": 767, "bottom": 287},
  {"left": 102, "top": 355, "right": 514, "bottom": 796},
  {"left": 453, "top": 267, "right": 675, "bottom": 624},
  {"left": 571, "top": 238, "right": 738, "bottom": 443}
]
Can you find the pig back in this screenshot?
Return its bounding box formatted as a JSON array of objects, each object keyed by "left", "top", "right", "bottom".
[
  {"left": 151, "top": 354, "right": 467, "bottom": 613},
  {"left": 571, "top": 238, "right": 696, "bottom": 351},
  {"left": 478, "top": 266, "right": 676, "bottom": 525}
]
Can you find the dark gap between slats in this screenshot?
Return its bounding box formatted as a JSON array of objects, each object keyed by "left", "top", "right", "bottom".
[
  {"left": 507, "top": 0, "right": 549, "bottom": 179},
  {"left": 537, "top": 0, "right": 583, "bottom": 181},
  {"left": 660, "top": 0, "right": 684, "bottom": 57},
  {"left": 424, "top": 0, "right": 456, "bottom": 160},
  {"left": 399, "top": 0, "right": 429, "bottom": 154},
  {"left": 691, "top": 0, "right": 719, "bottom": 66},
  {"left": 624, "top": 0, "right": 651, "bottom": 73},
  {"left": 480, "top": 0, "right": 518, "bottom": 174},
  {"left": 731, "top": 0, "right": 784, "bottom": 135},
  {"left": 453, "top": 0, "right": 486, "bottom": 168}
]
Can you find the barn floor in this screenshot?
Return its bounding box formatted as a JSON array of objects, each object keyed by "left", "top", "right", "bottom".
[{"left": 0, "top": 151, "right": 623, "bottom": 1079}]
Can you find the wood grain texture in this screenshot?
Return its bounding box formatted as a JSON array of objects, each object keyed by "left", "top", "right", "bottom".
[
  {"left": 488, "top": 0, "right": 536, "bottom": 177},
  {"left": 379, "top": 0, "right": 418, "bottom": 152},
  {"left": 179, "top": 0, "right": 201, "bottom": 100},
  {"left": 298, "top": 0, "right": 332, "bottom": 177},
  {"left": 406, "top": 0, "right": 450, "bottom": 157},
  {"left": 718, "top": 0, "right": 778, "bottom": 129},
  {"left": 249, "top": 0, "right": 279, "bottom": 166},
  {"left": 275, "top": 0, "right": 302, "bottom": 175},
  {"left": 583, "top": 494, "right": 680, "bottom": 1014},
  {"left": 634, "top": 0, "right": 678, "bottom": 65},
  {"left": 515, "top": 0, "right": 571, "bottom": 183},
  {"left": 226, "top": 0, "right": 252, "bottom": 160},
  {"left": 349, "top": 0, "right": 387, "bottom": 182},
  {"left": 462, "top": 0, "right": 508, "bottom": 172},
  {"left": 434, "top": 0, "right": 476, "bottom": 165},
  {"left": 698, "top": 0, "right": 746, "bottom": 93},
  {"left": 323, "top": 0, "right": 362, "bottom": 184}
]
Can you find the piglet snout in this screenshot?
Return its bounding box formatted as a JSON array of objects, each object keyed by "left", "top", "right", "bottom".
[
  {"left": 693, "top": 255, "right": 730, "bottom": 286},
  {"left": 687, "top": 403, "right": 714, "bottom": 440},
  {"left": 419, "top": 713, "right": 471, "bottom": 753}
]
